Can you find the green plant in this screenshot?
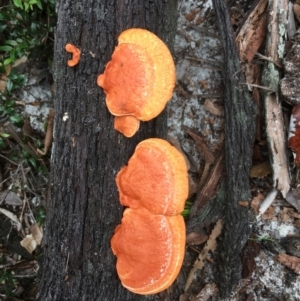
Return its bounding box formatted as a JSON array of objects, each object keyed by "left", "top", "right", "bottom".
[
  {"left": 249, "top": 235, "right": 275, "bottom": 242},
  {"left": 0, "top": 270, "right": 15, "bottom": 299},
  {"left": 0, "top": 0, "right": 55, "bottom": 127},
  {"left": 36, "top": 207, "right": 46, "bottom": 225},
  {"left": 182, "top": 200, "right": 192, "bottom": 218}
]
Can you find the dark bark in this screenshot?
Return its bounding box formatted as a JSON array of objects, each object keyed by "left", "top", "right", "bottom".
[
  {"left": 211, "top": 0, "right": 257, "bottom": 298},
  {"left": 37, "top": 1, "right": 178, "bottom": 300}
]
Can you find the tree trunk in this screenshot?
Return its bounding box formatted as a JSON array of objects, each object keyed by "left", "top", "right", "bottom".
[{"left": 37, "top": 1, "right": 178, "bottom": 300}]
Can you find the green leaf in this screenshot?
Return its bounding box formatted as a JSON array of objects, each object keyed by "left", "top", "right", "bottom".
[
  {"left": 6, "top": 79, "right": 13, "bottom": 92},
  {"left": 12, "top": 0, "right": 23, "bottom": 9},
  {"left": 5, "top": 40, "right": 18, "bottom": 47},
  {"left": 28, "top": 157, "right": 37, "bottom": 168},
  {"left": 10, "top": 113, "right": 22, "bottom": 125},
  {"left": 0, "top": 138, "right": 5, "bottom": 148},
  {"left": 0, "top": 133, "right": 10, "bottom": 138},
  {"left": 36, "top": 0, "right": 42, "bottom": 9},
  {"left": 0, "top": 45, "right": 13, "bottom": 52},
  {"left": 3, "top": 57, "right": 14, "bottom": 66}
]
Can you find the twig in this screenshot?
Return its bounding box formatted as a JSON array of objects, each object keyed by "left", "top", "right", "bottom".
[
  {"left": 240, "top": 82, "right": 276, "bottom": 92},
  {"left": 0, "top": 154, "right": 19, "bottom": 166}
]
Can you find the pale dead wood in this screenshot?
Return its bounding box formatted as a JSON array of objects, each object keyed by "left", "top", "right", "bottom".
[
  {"left": 261, "top": 0, "right": 290, "bottom": 198},
  {"left": 37, "top": 109, "right": 54, "bottom": 156}
]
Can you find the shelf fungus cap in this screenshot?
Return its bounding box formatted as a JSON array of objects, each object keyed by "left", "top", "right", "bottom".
[
  {"left": 288, "top": 104, "right": 300, "bottom": 164},
  {"left": 111, "top": 207, "right": 186, "bottom": 295},
  {"left": 116, "top": 138, "right": 188, "bottom": 215},
  {"left": 97, "top": 28, "right": 176, "bottom": 136}
]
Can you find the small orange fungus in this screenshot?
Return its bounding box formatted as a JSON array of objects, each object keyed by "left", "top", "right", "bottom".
[
  {"left": 114, "top": 116, "right": 140, "bottom": 138},
  {"left": 97, "top": 28, "right": 176, "bottom": 137},
  {"left": 111, "top": 138, "right": 188, "bottom": 294},
  {"left": 65, "top": 43, "right": 81, "bottom": 67}
]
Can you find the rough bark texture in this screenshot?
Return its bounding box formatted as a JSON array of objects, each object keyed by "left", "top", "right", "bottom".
[
  {"left": 37, "top": 1, "right": 178, "bottom": 300},
  {"left": 211, "top": 0, "right": 257, "bottom": 298}
]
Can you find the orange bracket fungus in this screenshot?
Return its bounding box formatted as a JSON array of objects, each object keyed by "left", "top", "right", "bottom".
[
  {"left": 65, "top": 43, "right": 81, "bottom": 67},
  {"left": 97, "top": 28, "right": 176, "bottom": 137},
  {"left": 111, "top": 138, "right": 188, "bottom": 294},
  {"left": 289, "top": 103, "right": 300, "bottom": 164}
]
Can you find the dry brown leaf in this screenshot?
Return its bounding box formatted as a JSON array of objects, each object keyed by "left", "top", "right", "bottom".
[
  {"left": 238, "top": 201, "right": 249, "bottom": 207},
  {"left": 204, "top": 99, "right": 223, "bottom": 116},
  {"left": 278, "top": 253, "right": 300, "bottom": 274},
  {"left": 0, "top": 208, "right": 22, "bottom": 231},
  {"left": 241, "top": 237, "right": 260, "bottom": 278},
  {"left": 179, "top": 294, "right": 190, "bottom": 301},
  {"left": 196, "top": 283, "right": 218, "bottom": 301},
  {"left": 0, "top": 191, "right": 23, "bottom": 206},
  {"left": 279, "top": 207, "right": 292, "bottom": 223},
  {"left": 0, "top": 65, "right": 11, "bottom": 92},
  {"left": 185, "top": 219, "right": 223, "bottom": 291},
  {"left": 286, "top": 189, "right": 300, "bottom": 213},
  {"left": 250, "top": 161, "right": 272, "bottom": 178},
  {"left": 22, "top": 118, "right": 33, "bottom": 137},
  {"left": 295, "top": 219, "right": 300, "bottom": 228},
  {"left": 30, "top": 224, "right": 43, "bottom": 245},
  {"left": 294, "top": 3, "right": 300, "bottom": 22},
  {"left": 251, "top": 193, "right": 264, "bottom": 215},
  {"left": 184, "top": 126, "right": 215, "bottom": 164},
  {"left": 261, "top": 205, "right": 275, "bottom": 220},
  {"left": 0, "top": 77, "right": 8, "bottom": 93},
  {"left": 186, "top": 232, "right": 208, "bottom": 246},
  {"left": 199, "top": 80, "right": 208, "bottom": 90},
  {"left": 287, "top": 210, "right": 300, "bottom": 219},
  {"left": 20, "top": 234, "right": 37, "bottom": 254},
  {"left": 20, "top": 224, "right": 43, "bottom": 253}
]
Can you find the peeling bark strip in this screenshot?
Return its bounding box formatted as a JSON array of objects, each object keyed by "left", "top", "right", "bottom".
[
  {"left": 235, "top": 0, "right": 268, "bottom": 63},
  {"left": 37, "top": 1, "right": 178, "bottom": 300},
  {"left": 261, "top": 0, "right": 290, "bottom": 198},
  {"left": 212, "top": 0, "right": 256, "bottom": 298}
]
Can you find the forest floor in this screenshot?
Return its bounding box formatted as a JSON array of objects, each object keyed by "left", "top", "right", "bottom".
[{"left": 1, "top": 0, "right": 300, "bottom": 300}]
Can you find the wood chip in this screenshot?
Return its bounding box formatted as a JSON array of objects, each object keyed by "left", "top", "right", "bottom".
[
  {"left": 251, "top": 193, "right": 265, "bottom": 215},
  {"left": 204, "top": 99, "right": 223, "bottom": 116}
]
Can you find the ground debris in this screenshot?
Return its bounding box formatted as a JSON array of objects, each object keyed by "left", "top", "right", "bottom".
[{"left": 277, "top": 253, "right": 300, "bottom": 274}]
